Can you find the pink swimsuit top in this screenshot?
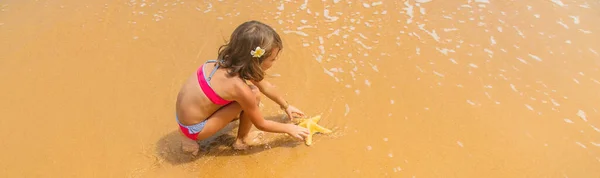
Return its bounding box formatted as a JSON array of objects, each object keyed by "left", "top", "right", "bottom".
[{"left": 197, "top": 60, "right": 233, "bottom": 106}]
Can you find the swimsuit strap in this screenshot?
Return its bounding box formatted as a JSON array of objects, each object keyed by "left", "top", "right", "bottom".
[{"left": 207, "top": 60, "right": 220, "bottom": 82}]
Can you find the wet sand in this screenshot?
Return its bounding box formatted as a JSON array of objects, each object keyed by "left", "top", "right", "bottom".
[{"left": 1, "top": 0, "right": 599, "bottom": 177}]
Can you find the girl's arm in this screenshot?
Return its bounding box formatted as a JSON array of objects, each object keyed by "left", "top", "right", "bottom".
[
  {"left": 233, "top": 82, "right": 308, "bottom": 139},
  {"left": 251, "top": 79, "right": 305, "bottom": 118},
  {"left": 250, "top": 79, "right": 288, "bottom": 109}
]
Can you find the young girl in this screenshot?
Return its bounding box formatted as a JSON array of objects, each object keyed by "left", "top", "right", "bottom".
[{"left": 175, "top": 20, "right": 309, "bottom": 155}]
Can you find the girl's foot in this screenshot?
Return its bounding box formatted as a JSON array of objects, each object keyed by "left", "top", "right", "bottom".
[
  {"left": 232, "top": 139, "right": 249, "bottom": 150},
  {"left": 232, "top": 131, "right": 264, "bottom": 150},
  {"left": 181, "top": 139, "right": 199, "bottom": 156}
]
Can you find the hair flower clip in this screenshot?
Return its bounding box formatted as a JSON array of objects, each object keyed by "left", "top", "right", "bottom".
[{"left": 250, "top": 46, "right": 265, "bottom": 58}]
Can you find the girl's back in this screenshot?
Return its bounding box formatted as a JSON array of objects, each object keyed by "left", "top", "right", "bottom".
[{"left": 176, "top": 60, "right": 242, "bottom": 126}]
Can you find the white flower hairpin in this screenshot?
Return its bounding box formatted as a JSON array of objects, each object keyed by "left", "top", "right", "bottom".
[{"left": 250, "top": 46, "right": 265, "bottom": 58}]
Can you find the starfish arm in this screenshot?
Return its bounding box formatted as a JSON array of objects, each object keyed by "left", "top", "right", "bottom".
[
  {"left": 310, "top": 115, "right": 322, "bottom": 123},
  {"left": 305, "top": 122, "right": 314, "bottom": 146},
  {"left": 313, "top": 124, "right": 332, "bottom": 134},
  {"left": 298, "top": 120, "right": 308, "bottom": 127}
]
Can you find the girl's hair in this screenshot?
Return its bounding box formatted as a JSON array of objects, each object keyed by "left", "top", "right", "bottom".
[{"left": 217, "top": 20, "right": 283, "bottom": 82}]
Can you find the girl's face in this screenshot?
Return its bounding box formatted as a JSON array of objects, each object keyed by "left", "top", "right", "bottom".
[{"left": 260, "top": 48, "right": 280, "bottom": 71}]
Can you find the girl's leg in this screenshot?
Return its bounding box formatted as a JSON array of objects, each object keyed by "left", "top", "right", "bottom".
[
  {"left": 180, "top": 102, "right": 242, "bottom": 155},
  {"left": 233, "top": 86, "right": 261, "bottom": 150},
  {"left": 195, "top": 102, "right": 243, "bottom": 141},
  {"left": 193, "top": 85, "right": 261, "bottom": 150}
]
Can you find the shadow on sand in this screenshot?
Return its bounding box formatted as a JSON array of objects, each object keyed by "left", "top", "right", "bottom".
[{"left": 155, "top": 115, "right": 303, "bottom": 165}]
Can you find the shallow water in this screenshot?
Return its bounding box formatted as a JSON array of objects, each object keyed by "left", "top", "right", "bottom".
[{"left": 1, "top": 0, "right": 600, "bottom": 177}]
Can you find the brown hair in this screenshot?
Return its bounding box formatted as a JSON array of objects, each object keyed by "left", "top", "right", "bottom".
[{"left": 217, "top": 20, "right": 283, "bottom": 82}]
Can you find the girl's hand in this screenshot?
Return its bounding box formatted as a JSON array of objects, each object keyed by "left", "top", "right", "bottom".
[
  {"left": 286, "top": 124, "right": 310, "bottom": 140},
  {"left": 285, "top": 105, "right": 305, "bottom": 120}
]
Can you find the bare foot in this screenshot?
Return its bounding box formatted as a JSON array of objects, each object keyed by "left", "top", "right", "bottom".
[
  {"left": 232, "top": 139, "right": 249, "bottom": 150},
  {"left": 244, "top": 131, "right": 264, "bottom": 145},
  {"left": 232, "top": 131, "right": 264, "bottom": 150},
  {"left": 181, "top": 139, "right": 199, "bottom": 156}
]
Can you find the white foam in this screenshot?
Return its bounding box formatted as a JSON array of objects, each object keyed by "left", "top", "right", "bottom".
[
  {"left": 416, "top": 0, "right": 432, "bottom": 3},
  {"left": 557, "top": 20, "right": 569, "bottom": 29},
  {"left": 510, "top": 84, "right": 518, "bottom": 92},
  {"left": 354, "top": 39, "right": 373, "bottom": 50},
  {"left": 315, "top": 55, "right": 323, "bottom": 63},
  {"left": 371, "top": 1, "right": 383, "bottom": 6},
  {"left": 323, "top": 67, "right": 334, "bottom": 77},
  {"left": 363, "top": 2, "right": 370, "bottom": 8},
  {"left": 576, "top": 142, "right": 587, "bottom": 149},
  {"left": 418, "top": 24, "right": 440, "bottom": 42},
  {"left": 443, "top": 15, "right": 453, "bottom": 20},
  {"left": 564, "top": 118, "right": 574, "bottom": 124},
  {"left": 433, "top": 71, "right": 445, "bottom": 78},
  {"left": 577, "top": 110, "right": 587, "bottom": 122},
  {"left": 436, "top": 48, "right": 455, "bottom": 56},
  {"left": 469, "top": 63, "right": 479, "bottom": 68},
  {"left": 490, "top": 36, "right": 496, "bottom": 45},
  {"left": 550, "top": 0, "right": 565, "bottom": 7},
  {"left": 203, "top": 3, "right": 212, "bottom": 13},
  {"left": 283, "top": 30, "right": 308, "bottom": 36},
  {"left": 569, "top": 16, "right": 580, "bottom": 24},
  {"left": 467, "top": 100, "right": 476, "bottom": 106},
  {"left": 345, "top": 104, "right": 350, "bottom": 116},
  {"left": 534, "top": 14, "right": 540, "bottom": 18},
  {"left": 449, "top": 58, "right": 458, "bottom": 64},
  {"left": 403, "top": 1, "right": 414, "bottom": 24},
  {"left": 550, "top": 99, "right": 560, "bottom": 106},
  {"left": 323, "top": 9, "right": 339, "bottom": 22},
  {"left": 589, "top": 48, "right": 599, "bottom": 56},
  {"left": 457, "top": 141, "right": 464, "bottom": 147},
  {"left": 296, "top": 25, "right": 315, "bottom": 30},
  {"left": 329, "top": 68, "right": 343, "bottom": 73},
  {"left": 326, "top": 29, "right": 340, "bottom": 38},
  {"left": 591, "top": 125, "right": 600, "bottom": 132},
  {"left": 443, "top": 28, "right": 458, "bottom": 32},
  {"left": 369, "top": 63, "right": 379, "bottom": 72},
  {"left": 497, "top": 27, "right": 503, "bottom": 32},
  {"left": 299, "top": 0, "right": 308, "bottom": 10},
  {"left": 528, "top": 54, "right": 542, "bottom": 61},
  {"left": 513, "top": 26, "right": 525, "bottom": 38},
  {"left": 484, "top": 48, "right": 494, "bottom": 55},
  {"left": 573, "top": 78, "right": 580, "bottom": 84},
  {"left": 277, "top": 3, "right": 284, "bottom": 11},
  {"left": 525, "top": 104, "right": 534, "bottom": 111},
  {"left": 358, "top": 33, "right": 368, "bottom": 40},
  {"left": 591, "top": 142, "right": 600, "bottom": 147},
  {"left": 580, "top": 3, "right": 590, "bottom": 8},
  {"left": 416, "top": 66, "right": 424, "bottom": 73},
  {"left": 365, "top": 80, "right": 371, "bottom": 87},
  {"left": 517, "top": 57, "right": 528, "bottom": 64}
]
